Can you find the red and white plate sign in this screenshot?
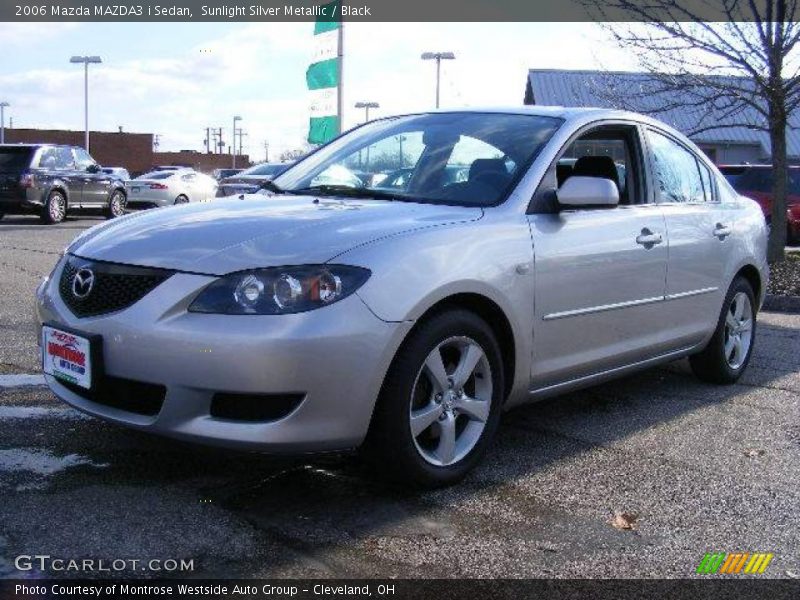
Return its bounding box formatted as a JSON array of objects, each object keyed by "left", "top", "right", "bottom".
[{"left": 42, "top": 326, "right": 92, "bottom": 390}]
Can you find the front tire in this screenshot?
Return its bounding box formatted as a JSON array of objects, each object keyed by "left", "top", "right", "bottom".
[
  {"left": 105, "top": 190, "right": 126, "bottom": 219},
  {"left": 689, "top": 277, "right": 756, "bottom": 384},
  {"left": 363, "top": 309, "right": 504, "bottom": 488},
  {"left": 40, "top": 191, "right": 66, "bottom": 224},
  {"left": 174, "top": 194, "right": 189, "bottom": 205}
]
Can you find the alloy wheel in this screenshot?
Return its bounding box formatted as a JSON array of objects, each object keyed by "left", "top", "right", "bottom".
[
  {"left": 724, "top": 291, "right": 753, "bottom": 370},
  {"left": 110, "top": 192, "right": 125, "bottom": 217},
  {"left": 49, "top": 194, "right": 66, "bottom": 222},
  {"left": 409, "top": 336, "right": 493, "bottom": 467}
]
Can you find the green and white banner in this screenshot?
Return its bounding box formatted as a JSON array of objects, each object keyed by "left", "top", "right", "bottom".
[{"left": 307, "top": 2, "right": 341, "bottom": 144}]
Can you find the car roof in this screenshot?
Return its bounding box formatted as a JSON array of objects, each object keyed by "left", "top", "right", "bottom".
[{"left": 0, "top": 143, "right": 75, "bottom": 149}]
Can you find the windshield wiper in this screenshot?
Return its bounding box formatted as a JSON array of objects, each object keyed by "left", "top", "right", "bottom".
[
  {"left": 256, "top": 180, "right": 294, "bottom": 194},
  {"left": 289, "top": 184, "right": 408, "bottom": 201}
]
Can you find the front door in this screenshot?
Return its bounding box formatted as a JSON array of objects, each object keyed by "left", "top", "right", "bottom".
[
  {"left": 72, "top": 147, "right": 111, "bottom": 207},
  {"left": 528, "top": 123, "right": 670, "bottom": 389}
]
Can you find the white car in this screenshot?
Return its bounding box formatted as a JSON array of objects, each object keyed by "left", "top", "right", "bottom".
[{"left": 125, "top": 170, "right": 218, "bottom": 209}]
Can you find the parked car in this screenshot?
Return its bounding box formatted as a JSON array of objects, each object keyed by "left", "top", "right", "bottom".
[
  {"left": 125, "top": 169, "right": 218, "bottom": 209},
  {"left": 212, "top": 168, "right": 244, "bottom": 181},
  {"left": 0, "top": 144, "right": 127, "bottom": 223},
  {"left": 100, "top": 167, "right": 130, "bottom": 181},
  {"left": 37, "top": 108, "right": 767, "bottom": 487},
  {"left": 216, "top": 162, "right": 292, "bottom": 197},
  {"left": 719, "top": 164, "right": 800, "bottom": 244}
]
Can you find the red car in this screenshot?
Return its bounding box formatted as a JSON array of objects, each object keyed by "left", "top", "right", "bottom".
[{"left": 719, "top": 164, "right": 800, "bottom": 244}]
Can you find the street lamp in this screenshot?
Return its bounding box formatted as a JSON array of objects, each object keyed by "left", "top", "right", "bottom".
[
  {"left": 0, "top": 102, "right": 9, "bottom": 144},
  {"left": 232, "top": 115, "right": 242, "bottom": 168},
  {"left": 354, "top": 101, "right": 379, "bottom": 122},
  {"left": 70, "top": 56, "right": 102, "bottom": 152},
  {"left": 421, "top": 52, "right": 455, "bottom": 108}
]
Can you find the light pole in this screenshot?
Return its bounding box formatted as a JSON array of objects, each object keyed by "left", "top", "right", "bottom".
[
  {"left": 70, "top": 56, "right": 102, "bottom": 152},
  {"left": 354, "top": 101, "right": 379, "bottom": 122},
  {"left": 232, "top": 115, "right": 242, "bottom": 168},
  {"left": 0, "top": 102, "right": 8, "bottom": 144},
  {"left": 421, "top": 52, "right": 455, "bottom": 108}
]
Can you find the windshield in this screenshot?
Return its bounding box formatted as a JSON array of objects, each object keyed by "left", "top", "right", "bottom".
[{"left": 275, "top": 112, "right": 563, "bottom": 207}]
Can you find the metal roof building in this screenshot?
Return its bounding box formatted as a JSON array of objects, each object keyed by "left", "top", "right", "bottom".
[{"left": 525, "top": 69, "right": 800, "bottom": 165}]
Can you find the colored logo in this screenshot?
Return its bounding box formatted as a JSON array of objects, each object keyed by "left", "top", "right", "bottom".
[{"left": 697, "top": 552, "right": 774, "bottom": 575}]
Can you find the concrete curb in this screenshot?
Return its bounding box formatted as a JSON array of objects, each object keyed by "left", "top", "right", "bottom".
[{"left": 763, "top": 294, "right": 800, "bottom": 314}]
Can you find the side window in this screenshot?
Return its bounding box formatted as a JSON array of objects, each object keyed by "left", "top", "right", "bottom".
[
  {"left": 181, "top": 173, "right": 196, "bottom": 182},
  {"left": 646, "top": 130, "right": 705, "bottom": 203},
  {"left": 697, "top": 160, "right": 715, "bottom": 202},
  {"left": 73, "top": 147, "right": 96, "bottom": 170},
  {"left": 557, "top": 128, "right": 637, "bottom": 204},
  {"left": 38, "top": 147, "right": 73, "bottom": 170}
]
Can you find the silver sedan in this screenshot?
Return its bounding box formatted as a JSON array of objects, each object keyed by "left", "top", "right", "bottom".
[
  {"left": 36, "top": 107, "right": 768, "bottom": 487},
  {"left": 125, "top": 169, "right": 218, "bottom": 209}
]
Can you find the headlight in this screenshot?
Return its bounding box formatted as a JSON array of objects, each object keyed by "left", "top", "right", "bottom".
[{"left": 188, "top": 265, "right": 371, "bottom": 315}]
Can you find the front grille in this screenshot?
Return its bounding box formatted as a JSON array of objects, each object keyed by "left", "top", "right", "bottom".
[
  {"left": 59, "top": 256, "right": 173, "bottom": 318},
  {"left": 58, "top": 376, "right": 166, "bottom": 416},
  {"left": 210, "top": 392, "right": 304, "bottom": 422}
]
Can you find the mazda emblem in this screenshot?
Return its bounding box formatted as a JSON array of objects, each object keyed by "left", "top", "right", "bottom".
[{"left": 72, "top": 267, "right": 95, "bottom": 299}]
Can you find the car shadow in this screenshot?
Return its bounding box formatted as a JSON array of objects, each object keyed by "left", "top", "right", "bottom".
[{"left": 4, "top": 319, "right": 797, "bottom": 578}]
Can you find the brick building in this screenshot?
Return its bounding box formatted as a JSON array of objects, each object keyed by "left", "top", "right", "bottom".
[{"left": 4, "top": 128, "right": 249, "bottom": 176}]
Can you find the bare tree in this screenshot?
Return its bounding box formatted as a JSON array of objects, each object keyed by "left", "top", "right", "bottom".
[{"left": 581, "top": 0, "right": 800, "bottom": 263}]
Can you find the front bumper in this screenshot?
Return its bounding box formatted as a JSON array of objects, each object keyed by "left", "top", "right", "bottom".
[{"left": 36, "top": 258, "right": 412, "bottom": 452}]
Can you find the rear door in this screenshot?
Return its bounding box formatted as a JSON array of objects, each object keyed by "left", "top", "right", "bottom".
[
  {"left": 644, "top": 128, "right": 728, "bottom": 347},
  {"left": 529, "top": 123, "right": 670, "bottom": 389}
]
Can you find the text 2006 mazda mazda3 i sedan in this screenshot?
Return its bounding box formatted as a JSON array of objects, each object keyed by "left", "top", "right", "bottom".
[{"left": 36, "top": 108, "right": 768, "bottom": 486}]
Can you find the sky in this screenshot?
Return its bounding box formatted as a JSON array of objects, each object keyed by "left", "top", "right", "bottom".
[{"left": 0, "top": 22, "right": 639, "bottom": 159}]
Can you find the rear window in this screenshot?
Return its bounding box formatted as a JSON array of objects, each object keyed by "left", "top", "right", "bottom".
[
  {"left": 0, "top": 148, "right": 33, "bottom": 171},
  {"left": 136, "top": 171, "right": 174, "bottom": 180}
]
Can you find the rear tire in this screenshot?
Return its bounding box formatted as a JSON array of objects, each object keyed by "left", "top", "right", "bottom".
[
  {"left": 105, "top": 190, "right": 126, "bottom": 219},
  {"left": 362, "top": 309, "right": 505, "bottom": 488},
  {"left": 689, "top": 277, "right": 756, "bottom": 384},
  {"left": 174, "top": 195, "right": 189, "bottom": 205},
  {"left": 40, "top": 191, "right": 66, "bottom": 224}
]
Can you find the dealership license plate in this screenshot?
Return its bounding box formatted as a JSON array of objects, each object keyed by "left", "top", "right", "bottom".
[{"left": 42, "top": 325, "right": 93, "bottom": 390}]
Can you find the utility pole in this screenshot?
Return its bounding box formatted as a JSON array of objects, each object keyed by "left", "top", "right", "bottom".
[
  {"left": 153, "top": 134, "right": 161, "bottom": 152},
  {"left": 204, "top": 127, "right": 211, "bottom": 153},
  {"left": 421, "top": 52, "right": 455, "bottom": 108},
  {"left": 263, "top": 141, "right": 269, "bottom": 162}
]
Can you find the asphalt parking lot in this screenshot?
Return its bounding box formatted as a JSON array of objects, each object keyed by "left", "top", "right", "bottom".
[{"left": 1, "top": 215, "right": 799, "bottom": 579}]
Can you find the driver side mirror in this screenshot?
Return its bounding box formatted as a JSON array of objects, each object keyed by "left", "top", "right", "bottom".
[
  {"left": 557, "top": 176, "right": 619, "bottom": 209},
  {"left": 86, "top": 164, "right": 101, "bottom": 174}
]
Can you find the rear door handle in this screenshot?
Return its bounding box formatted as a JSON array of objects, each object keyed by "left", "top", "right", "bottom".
[
  {"left": 636, "top": 228, "right": 663, "bottom": 247},
  {"left": 714, "top": 223, "right": 732, "bottom": 239}
]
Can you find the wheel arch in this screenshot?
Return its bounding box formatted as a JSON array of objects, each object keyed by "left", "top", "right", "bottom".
[
  {"left": 734, "top": 263, "right": 763, "bottom": 307},
  {"left": 397, "top": 292, "right": 517, "bottom": 402}
]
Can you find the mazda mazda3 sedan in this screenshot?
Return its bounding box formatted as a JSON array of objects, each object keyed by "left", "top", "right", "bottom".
[{"left": 36, "top": 108, "right": 768, "bottom": 487}]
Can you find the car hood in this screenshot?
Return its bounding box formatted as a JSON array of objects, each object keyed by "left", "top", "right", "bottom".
[{"left": 69, "top": 195, "right": 482, "bottom": 275}]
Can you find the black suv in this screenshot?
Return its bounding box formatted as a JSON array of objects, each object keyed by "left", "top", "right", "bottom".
[{"left": 0, "top": 144, "right": 127, "bottom": 224}]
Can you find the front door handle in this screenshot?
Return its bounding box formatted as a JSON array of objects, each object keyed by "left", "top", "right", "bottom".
[
  {"left": 714, "top": 223, "right": 732, "bottom": 239},
  {"left": 636, "top": 228, "right": 663, "bottom": 248}
]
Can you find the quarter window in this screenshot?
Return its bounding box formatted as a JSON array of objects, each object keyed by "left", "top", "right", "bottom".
[
  {"left": 647, "top": 130, "right": 706, "bottom": 203},
  {"left": 697, "top": 160, "right": 715, "bottom": 202}
]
